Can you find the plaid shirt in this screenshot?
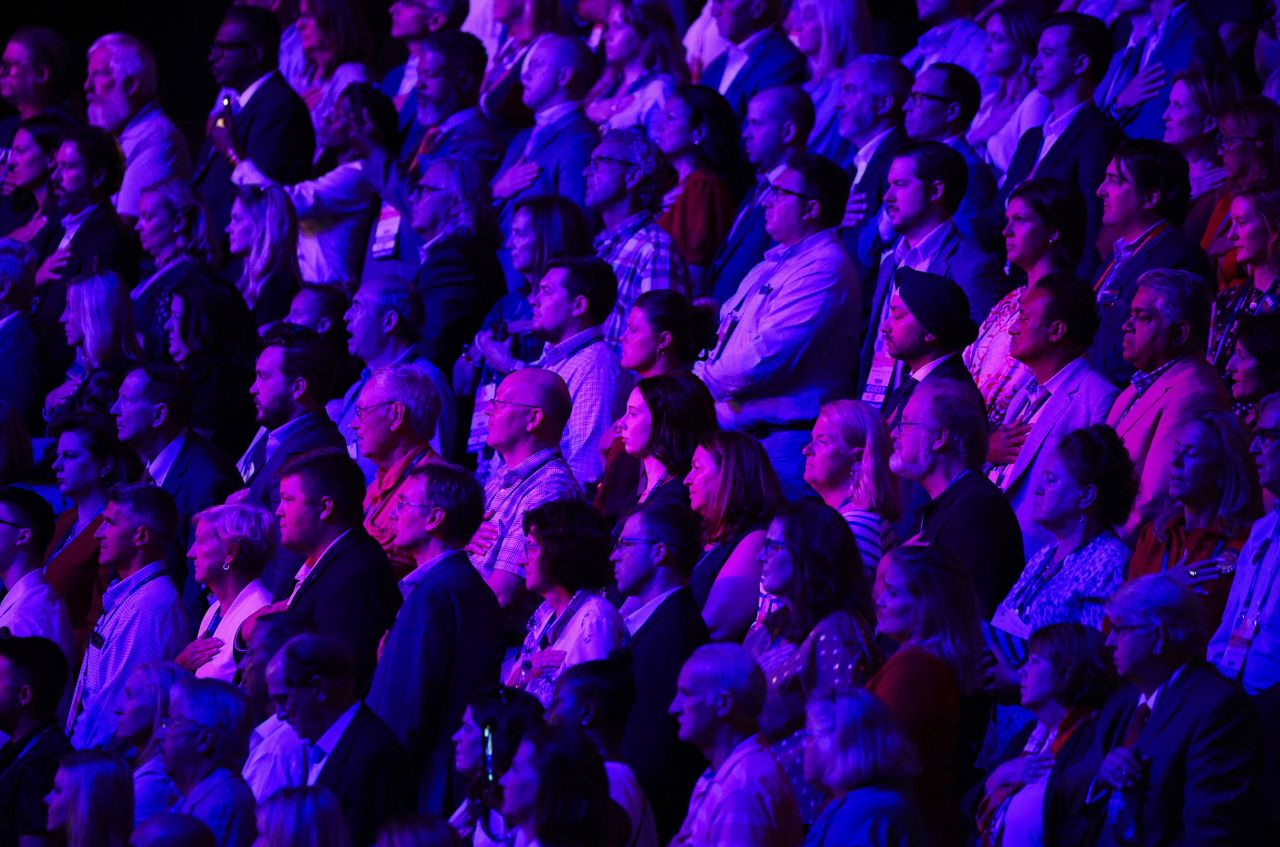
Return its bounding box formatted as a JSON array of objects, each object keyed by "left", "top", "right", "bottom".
[
  {"left": 672, "top": 734, "right": 804, "bottom": 847},
  {"left": 68, "top": 561, "right": 187, "bottom": 748},
  {"left": 535, "top": 327, "right": 632, "bottom": 486},
  {"left": 473, "top": 448, "right": 581, "bottom": 579},
  {"left": 595, "top": 212, "right": 690, "bottom": 346}
]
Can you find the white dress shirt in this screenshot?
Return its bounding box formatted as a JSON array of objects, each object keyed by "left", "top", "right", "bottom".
[{"left": 306, "top": 702, "right": 361, "bottom": 784}]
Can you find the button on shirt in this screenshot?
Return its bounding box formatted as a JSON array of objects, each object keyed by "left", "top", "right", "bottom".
[
  {"left": 68, "top": 561, "right": 187, "bottom": 749},
  {"left": 672, "top": 734, "right": 803, "bottom": 846},
  {"left": 697, "top": 228, "right": 860, "bottom": 430},
  {"left": 595, "top": 212, "right": 690, "bottom": 346},
  {"left": 1208, "top": 508, "right": 1280, "bottom": 694},
  {"left": 474, "top": 448, "right": 580, "bottom": 580},
  {"left": 307, "top": 702, "right": 360, "bottom": 784}
]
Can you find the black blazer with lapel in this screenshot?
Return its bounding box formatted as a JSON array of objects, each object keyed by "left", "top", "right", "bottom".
[
  {"left": 1000, "top": 102, "right": 1123, "bottom": 280},
  {"left": 1046, "top": 663, "right": 1263, "bottom": 847},
  {"left": 616, "top": 586, "right": 709, "bottom": 842},
  {"left": 243, "top": 412, "right": 346, "bottom": 511},
  {"left": 315, "top": 704, "right": 414, "bottom": 847},
  {"left": 193, "top": 73, "right": 316, "bottom": 237},
  {"left": 698, "top": 27, "right": 808, "bottom": 120},
  {"left": 413, "top": 232, "right": 506, "bottom": 370},
  {"left": 0, "top": 310, "right": 39, "bottom": 429},
  {"left": 840, "top": 126, "right": 909, "bottom": 287},
  {"left": 366, "top": 550, "right": 505, "bottom": 815},
  {"left": 284, "top": 528, "right": 400, "bottom": 691}
]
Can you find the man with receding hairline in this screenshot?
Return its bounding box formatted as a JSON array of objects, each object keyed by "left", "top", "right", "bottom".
[{"left": 468, "top": 367, "right": 580, "bottom": 609}]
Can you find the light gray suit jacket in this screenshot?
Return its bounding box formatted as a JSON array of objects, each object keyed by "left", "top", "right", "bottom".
[{"left": 999, "top": 357, "right": 1119, "bottom": 558}]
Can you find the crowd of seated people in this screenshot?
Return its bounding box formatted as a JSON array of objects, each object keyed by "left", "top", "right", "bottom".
[{"left": 4, "top": 0, "right": 1280, "bottom": 845}]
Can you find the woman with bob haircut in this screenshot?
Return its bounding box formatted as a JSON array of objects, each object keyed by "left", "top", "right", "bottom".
[
  {"left": 1226, "top": 310, "right": 1280, "bottom": 427},
  {"left": 44, "top": 750, "right": 134, "bottom": 847},
  {"left": 802, "top": 687, "right": 925, "bottom": 846},
  {"left": 684, "top": 431, "right": 785, "bottom": 641},
  {"left": 176, "top": 504, "right": 278, "bottom": 682},
  {"left": 499, "top": 724, "right": 620, "bottom": 847}
]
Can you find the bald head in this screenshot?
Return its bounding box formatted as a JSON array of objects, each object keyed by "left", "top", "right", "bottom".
[
  {"left": 502, "top": 368, "right": 571, "bottom": 436},
  {"left": 684, "top": 643, "right": 766, "bottom": 721},
  {"left": 526, "top": 34, "right": 596, "bottom": 102},
  {"left": 754, "top": 85, "right": 815, "bottom": 145},
  {"left": 130, "top": 814, "right": 217, "bottom": 847}
]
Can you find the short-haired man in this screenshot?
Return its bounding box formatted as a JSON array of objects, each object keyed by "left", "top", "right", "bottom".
[
  {"left": 0, "top": 240, "right": 39, "bottom": 426},
  {"left": 859, "top": 142, "right": 1008, "bottom": 393},
  {"left": 1105, "top": 270, "right": 1229, "bottom": 535},
  {"left": 836, "top": 55, "right": 912, "bottom": 282},
  {"left": 613, "top": 502, "right": 709, "bottom": 842},
  {"left": 0, "top": 487, "right": 75, "bottom": 659},
  {"left": 669, "top": 643, "right": 803, "bottom": 845},
  {"left": 84, "top": 33, "right": 191, "bottom": 220},
  {"left": 1002, "top": 13, "right": 1124, "bottom": 279},
  {"left": 1090, "top": 140, "right": 1211, "bottom": 385},
  {"left": 699, "top": 0, "right": 807, "bottom": 121},
  {"left": 275, "top": 448, "right": 400, "bottom": 690},
  {"left": 529, "top": 255, "right": 630, "bottom": 487},
  {"left": 237, "top": 324, "right": 345, "bottom": 516},
  {"left": 268, "top": 634, "right": 412, "bottom": 845},
  {"left": 352, "top": 365, "right": 444, "bottom": 572},
  {"left": 705, "top": 85, "right": 814, "bottom": 303},
  {"left": 1057, "top": 576, "right": 1262, "bottom": 843},
  {"left": 993, "top": 273, "right": 1119, "bottom": 556},
  {"left": 237, "top": 612, "right": 307, "bottom": 803},
  {"left": 194, "top": 5, "right": 315, "bottom": 237},
  {"left": 891, "top": 378, "right": 1025, "bottom": 615},
  {"left": 164, "top": 678, "right": 257, "bottom": 847},
  {"left": 331, "top": 277, "right": 455, "bottom": 474},
  {"left": 112, "top": 364, "right": 240, "bottom": 623},
  {"left": 381, "top": 0, "right": 472, "bottom": 155},
  {"left": 0, "top": 636, "right": 72, "bottom": 847},
  {"left": 903, "top": 62, "right": 1000, "bottom": 250},
  {"left": 367, "top": 462, "right": 504, "bottom": 814},
  {"left": 697, "top": 152, "right": 859, "bottom": 498},
  {"left": 68, "top": 483, "right": 188, "bottom": 748},
  {"left": 468, "top": 367, "right": 580, "bottom": 608},
  {"left": 587, "top": 128, "right": 690, "bottom": 346}
]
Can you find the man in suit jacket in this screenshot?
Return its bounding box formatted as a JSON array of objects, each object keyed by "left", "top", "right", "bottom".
[
  {"left": 904, "top": 63, "right": 1001, "bottom": 252},
  {"left": 31, "top": 127, "right": 141, "bottom": 395},
  {"left": 193, "top": 6, "right": 315, "bottom": 240},
  {"left": 991, "top": 275, "right": 1120, "bottom": 558},
  {"left": 0, "top": 242, "right": 39, "bottom": 428},
  {"left": 275, "top": 449, "right": 400, "bottom": 692},
  {"left": 492, "top": 35, "right": 598, "bottom": 284},
  {"left": 1002, "top": 14, "right": 1123, "bottom": 280},
  {"left": 1052, "top": 575, "right": 1263, "bottom": 847},
  {"left": 1090, "top": 140, "right": 1211, "bottom": 385},
  {"left": 835, "top": 55, "right": 913, "bottom": 286},
  {"left": 1106, "top": 270, "right": 1229, "bottom": 537},
  {"left": 859, "top": 143, "right": 1009, "bottom": 392},
  {"left": 269, "top": 635, "right": 413, "bottom": 846},
  {"left": 378, "top": 0, "right": 467, "bottom": 158},
  {"left": 704, "top": 85, "right": 813, "bottom": 303},
  {"left": 699, "top": 0, "right": 807, "bottom": 121},
  {"left": 365, "top": 30, "right": 504, "bottom": 283},
  {"left": 366, "top": 463, "right": 504, "bottom": 815},
  {"left": 612, "top": 502, "right": 709, "bottom": 843},
  {"left": 1095, "top": 1, "right": 1223, "bottom": 142},
  {"left": 112, "top": 365, "right": 240, "bottom": 629}
]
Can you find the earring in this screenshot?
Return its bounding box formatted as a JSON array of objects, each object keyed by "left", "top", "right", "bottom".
[{"left": 222, "top": 561, "right": 232, "bottom": 572}]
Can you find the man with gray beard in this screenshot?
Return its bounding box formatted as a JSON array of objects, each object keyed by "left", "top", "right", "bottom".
[{"left": 85, "top": 33, "right": 191, "bottom": 222}]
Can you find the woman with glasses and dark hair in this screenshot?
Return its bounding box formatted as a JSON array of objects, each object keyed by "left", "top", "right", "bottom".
[
  {"left": 744, "top": 500, "right": 880, "bottom": 825},
  {"left": 1226, "top": 310, "right": 1280, "bottom": 427},
  {"left": 504, "top": 499, "right": 626, "bottom": 706},
  {"left": 449, "top": 685, "right": 544, "bottom": 846}
]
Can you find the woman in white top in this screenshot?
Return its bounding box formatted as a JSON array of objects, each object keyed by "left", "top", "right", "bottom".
[
  {"left": 176, "top": 503, "right": 275, "bottom": 682},
  {"left": 505, "top": 499, "right": 626, "bottom": 706},
  {"left": 291, "top": 0, "right": 370, "bottom": 160},
  {"left": 968, "top": 4, "right": 1049, "bottom": 183}
]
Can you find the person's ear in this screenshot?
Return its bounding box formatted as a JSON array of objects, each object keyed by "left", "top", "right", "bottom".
[
  {"left": 525, "top": 407, "right": 545, "bottom": 434},
  {"left": 579, "top": 700, "right": 599, "bottom": 728},
  {"left": 317, "top": 495, "right": 335, "bottom": 522},
  {"left": 289, "top": 375, "right": 308, "bottom": 403},
  {"left": 1078, "top": 483, "right": 1097, "bottom": 514},
  {"left": 1170, "top": 319, "right": 1192, "bottom": 349},
  {"left": 691, "top": 125, "right": 707, "bottom": 145},
  {"left": 381, "top": 308, "right": 399, "bottom": 336},
  {"left": 315, "top": 317, "right": 331, "bottom": 335},
  {"left": 925, "top": 178, "right": 946, "bottom": 207},
  {"left": 570, "top": 293, "right": 590, "bottom": 320},
  {"left": 779, "top": 119, "right": 798, "bottom": 146},
  {"left": 1047, "top": 318, "right": 1068, "bottom": 345},
  {"left": 1072, "top": 52, "right": 1090, "bottom": 80},
  {"left": 944, "top": 101, "right": 962, "bottom": 126},
  {"left": 152, "top": 402, "right": 170, "bottom": 430},
  {"left": 711, "top": 688, "right": 733, "bottom": 718},
  {"left": 132, "top": 523, "right": 151, "bottom": 550}
]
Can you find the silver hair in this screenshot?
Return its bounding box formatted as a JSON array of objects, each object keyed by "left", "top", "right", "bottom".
[
  {"left": 1105, "top": 574, "right": 1207, "bottom": 659},
  {"left": 192, "top": 503, "right": 279, "bottom": 576},
  {"left": 684, "top": 643, "right": 767, "bottom": 719},
  {"left": 169, "top": 677, "right": 250, "bottom": 768},
  {"left": 365, "top": 364, "right": 442, "bottom": 442},
  {"left": 88, "top": 33, "right": 158, "bottom": 100}
]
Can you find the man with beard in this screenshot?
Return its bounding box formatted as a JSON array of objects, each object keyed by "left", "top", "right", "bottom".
[{"left": 84, "top": 33, "right": 191, "bottom": 222}]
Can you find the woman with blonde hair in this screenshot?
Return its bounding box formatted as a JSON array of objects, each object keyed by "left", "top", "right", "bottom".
[
  {"left": 227, "top": 185, "right": 301, "bottom": 328},
  {"left": 176, "top": 504, "right": 277, "bottom": 682},
  {"left": 132, "top": 178, "right": 220, "bottom": 359},
  {"left": 802, "top": 400, "right": 900, "bottom": 573},
  {"left": 45, "top": 272, "right": 141, "bottom": 423},
  {"left": 256, "top": 786, "right": 352, "bottom": 847},
  {"left": 803, "top": 688, "right": 924, "bottom": 846},
  {"left": 44, "top": 750, "right": 134, "bottom": 847},
  {"left": 585, "top": 0, "right": 687, "bottom": 134},
  {"left": 788, "top": 0, "right": 871, "bottom": 163},
  {"left": 108, "top": 661, "right": 187, "bottom": 824}
]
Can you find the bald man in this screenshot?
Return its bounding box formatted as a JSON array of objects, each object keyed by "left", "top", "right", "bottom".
[{"left": 467, "top": 367, "right": 581, "bottom": 608}]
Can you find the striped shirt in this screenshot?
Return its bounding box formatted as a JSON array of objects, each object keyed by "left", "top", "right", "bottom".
[
  {"left": 672, "top": 734, "right": 804, "bottom": 847},
  {"left": 595, "top": 212, "right": 690, "bottom": 347},
  {"left": 473, "top": 448, "right": 581, "bottom": 579}
]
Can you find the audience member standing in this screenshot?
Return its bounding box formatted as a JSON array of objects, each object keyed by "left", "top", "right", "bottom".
[
  {"left": 902, "top": 0, "right": 985, "bottom": 79},
  {"left": 1162, "top": 66, "right": 1239, "bottom": 241},
  {"left": 289, "top": 0, "right": 371, "bottom": 150},
  {"left": 968, "top": 4, "right": 1047, "bottom": 183},
  {"left": 585, "top": 0, "right": 686, "bottom": 135},
  {"left": 0, "top": 487, "right": 76, "bottom": 659},
  {"left": 699, "top": 0, "right": 807, "bottom": 121},
  {"left": 1207, "top": 181, "right": 1280, "bottom": 382},
  {"left": 789, "top": 0, "right": 870, "bottom": 166},
  {"left": 225, "top": 185, "right": 302, "bottom": 328}
]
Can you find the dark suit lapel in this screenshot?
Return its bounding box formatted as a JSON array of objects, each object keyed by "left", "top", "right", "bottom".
[
  {"left": 1136, "top": 667, "right": 1197, "bottom": 749},
  {"left": 317, "top": 705, "right": 366, "bottom": 786},
  {"left": 293, "top": 529, "right": 359, "bottom": 604},
  {"left": 160, "top": 437, "right": 195, "bottom": 497},
  {"left": 525, "top": 110, "right": 584, "bottom": 161}
]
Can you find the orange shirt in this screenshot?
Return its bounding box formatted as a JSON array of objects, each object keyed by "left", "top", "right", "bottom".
[
  {"left": 1128, "top": 513, "right": 1246, "bottom": 626},
  {"left": 363, "top": 445, "right": 439, "bottom": 578}
]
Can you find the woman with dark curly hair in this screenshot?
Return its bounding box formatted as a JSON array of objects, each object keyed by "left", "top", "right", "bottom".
[
  {"left": 744, "top": 499, "right": 880, "bottom": 825},
  {"left": 448, "top": 685, "right": 544, "bottom": 847},
  {"left": 504, "top": 499, "right": 626, "bottom": 705},
  {"left": 1226, "top": 310, "right": 1280, "bottom": 427}
]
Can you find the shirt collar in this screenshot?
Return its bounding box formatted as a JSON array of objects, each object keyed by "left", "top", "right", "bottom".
[
  {"left": 594, "top": 211, "right": 653, "bottom": 253},
  {"left": 762, "top": 226, "right": 836, "bottom": 263},
  {"left": 727, "top": 27, "right": 771, "bottom": 55},
  {"left": 910, "top": 351, "right": 956, "bottom": 382},
  {"left": 623, "top": 586, "right": 682, "bottom": 635},
  {"left": 310, "top": 702, "right": 360, "bottom": 765},
  {"left": 0, "top": 567, "right": 47, "bottom": 609},
  {"left": 102, "top": 561, "right": 169, "bottom": 613},
  {"left": 239, "top": 71, "right": 274, "bottom": 106},
  {"left": 499, "top": 447, "right": 562, "bottom": 489},
  {"left": 852, "top": 125, "right": 895, "bottom": 177},
  {"left": 1112, "top": 220, "right": 1165, "bottom": 260},
  {"left": 146, "top": 429, "right": 188, "bottom": 488},
  {"left": 1130, "top": 355, "right": 1183, "bottom": 398},
  {"left": 60, "top": 202, "right": 98, "bottom": 232},
  {"left": 1043, "top": 99, "right": 1089, "bottom": 139},
  {"left": 534, "top": 101, "right": 581, "bottom": 129},
  {"left": 438, "top": 105, "right": 479, "bottom": 135},
  {"left": 539, "top": 325, "right": 604, "bottom": 365},
  {"left": 267, "top": 412, "right": 318, "bottom": 453},
  {"left": 1138, "top": 663, "right": 1186, "bottom": 712},
  {"left": 120, "top": 101, "right": 160, "bottom": 139},
  {"left": 896, "top": 219, "right": 952, "bottom": 265},
  {"left": 398, "top": 549, "right": 457, "bottom": 598}
]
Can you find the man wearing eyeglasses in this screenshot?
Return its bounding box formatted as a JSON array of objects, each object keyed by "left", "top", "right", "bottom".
[
  {"left": 193, "top": 5, "right": 314, "bottom": 240},
  {"left": 367, "top": 462, "right": 503, "bottom": 815},
  {"left": 696, "top": 152, "right": 858, "bottom": 499},
  {"left": 0, "top": 487, "right": 74, "bottom": 661},
  {"left": 586, "top": 128, "right": 689, "bottom": 347}
]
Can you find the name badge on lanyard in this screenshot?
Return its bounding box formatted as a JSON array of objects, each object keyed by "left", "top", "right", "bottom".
[{"left": 371, "top": 204, "right": 401, "bottom": 259}]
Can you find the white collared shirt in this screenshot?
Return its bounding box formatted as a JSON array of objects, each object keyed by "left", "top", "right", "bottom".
[
  {"left": 0, "top": 567, "right": 75, "bottom": 660},
  {"left": 146, "top": 429, "right": 188, "bottom": 488},
  {"left": 288, "top": 529, "right": 353, "bottom": 605},
  {"left": 910, "top": 351, "right": 957, "bottom": 383},
  {"left": 622, "top": 586, "right": 681, "bottom": 636},
  {"left": 57, "top": 203, "right": 98, "bottom": 252},
  {"left": 716, "top": 28, "right": 771, "bottom": 95},
  {"left": 851, "top": 126, "right": 895, "bottom": 186},
  {"left": 306, "top": 702, "right": 360, "bottom": 784},
  {"left": 398, "top": 549, "right": 455, "bottom": 600},
  {"left": 1037, "top": 99, "right": 1090, "bottom": 166}
]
